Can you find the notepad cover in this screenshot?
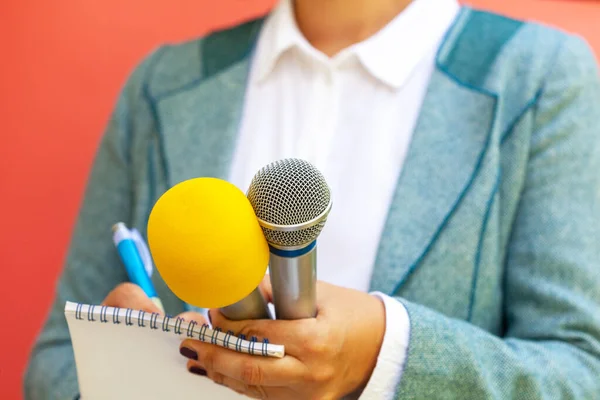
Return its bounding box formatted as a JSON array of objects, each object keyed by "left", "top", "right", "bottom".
[{"left": 65, "top": 302, "right": 249, "bottom": 399}]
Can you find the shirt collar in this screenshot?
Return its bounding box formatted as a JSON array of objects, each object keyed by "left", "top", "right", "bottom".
[
  {"left": 354, "top": 0, "right": 460, "bottom": 89},
  {"left": 254, "top": 0, "right": 460, "bottom": 89},
  {"left": 253, "top": 0, "right": 307, "bottom": 83}
]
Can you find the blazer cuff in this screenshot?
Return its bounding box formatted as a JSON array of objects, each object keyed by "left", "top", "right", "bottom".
[{"left": 357, "top": 292, "right": 410, "bottom": 400}]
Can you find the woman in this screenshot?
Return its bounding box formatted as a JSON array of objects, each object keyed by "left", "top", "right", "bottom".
[{"left": 25, "top": 0, "right": 600, "bottom": 398}]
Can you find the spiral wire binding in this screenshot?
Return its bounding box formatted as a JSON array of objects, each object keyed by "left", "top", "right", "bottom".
[{"left": 67, "top": 302, "right": 285, "bottom": 358}]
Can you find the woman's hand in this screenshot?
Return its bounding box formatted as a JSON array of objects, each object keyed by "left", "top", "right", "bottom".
[
  {"left": 178, "top": 280, "right": 386, "bottom": 399},
  {"left": 101, "top": 282, "right": 163, "bottom": 313}
]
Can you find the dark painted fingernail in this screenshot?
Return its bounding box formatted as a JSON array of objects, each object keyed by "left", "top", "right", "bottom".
[
  {"left": 180, "top": 346, "right": 198, "bottom": 360},
  {"left": 189, "top": 366, "right": 207, "bottom": 376}
]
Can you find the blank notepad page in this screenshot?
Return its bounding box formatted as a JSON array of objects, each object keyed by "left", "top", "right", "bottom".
[{"left": 65, "top": 302, "right": 284, "bottom": 399}]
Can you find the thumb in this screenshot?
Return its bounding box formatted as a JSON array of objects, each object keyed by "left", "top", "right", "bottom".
[{"left": 102, "top": 282, "right": 162, "bottom": 314}]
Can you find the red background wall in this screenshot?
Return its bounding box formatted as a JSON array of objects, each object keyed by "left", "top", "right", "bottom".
[{"left": 1, "top": 0, "right": 598, "bottom": 399}]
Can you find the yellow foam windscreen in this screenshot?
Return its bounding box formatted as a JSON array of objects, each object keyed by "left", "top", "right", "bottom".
[{"left": 147, "top": 177, "right": 269, "bottom": 309}]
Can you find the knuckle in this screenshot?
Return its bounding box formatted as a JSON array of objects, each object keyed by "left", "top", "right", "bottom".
[
  {"left": 295, "top": 320, "right": 325, "bottom": 356},
  {"left": 308, "top": 365, "right": 335, "bottom": 385},
  {"left": 307, "top": 338, "right": 327, "bottom": 355},
  {"left": 306, "top": 330, "right": 329, "bottom": 355},
  {"left": 211, "top": 371, "right": 225, "bottom": 386},
  {"left": 116, "top": 282, "right": 138, "bottom": 295},
  {"left": 240, "top": 359, "right": 264, "bottom": 386},
  {"left": 248, "top": 387, "right": 266, "bottom": 399},
  {"left": 103, "top": 283, "right": 137, "bottom": 306},
  {"left": 311, "top": 391, "right": 336, "bottom": 400},
  {"left": 308, "top": 324, "right": 343, "bottom": 358},
  {"left": 198, "top": 349, "right": 216, "bottom": 372},
  {"left": 238, "top": 326, "right": 264, "bottom": 342}
]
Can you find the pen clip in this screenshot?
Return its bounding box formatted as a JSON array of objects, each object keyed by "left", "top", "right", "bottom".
[{"left": 131, "top": 228, "right": 154, "bottom": 277}]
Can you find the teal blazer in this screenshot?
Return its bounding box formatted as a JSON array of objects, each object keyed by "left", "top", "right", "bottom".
[{"left": 25, "top": 7, "right": 600, "bottom": 399}]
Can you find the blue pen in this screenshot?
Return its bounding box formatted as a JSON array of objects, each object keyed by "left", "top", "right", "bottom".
[{"left": 112, "top": 222, "right": 164, "bottom": 312}]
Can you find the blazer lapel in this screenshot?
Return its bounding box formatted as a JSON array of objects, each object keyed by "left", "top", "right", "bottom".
[
  {"left": 154, "top": 19, "right": 264, "bottom": 187},
  {"left": 370, "top": 9, "right": 503, "bottom": 295},
  {"left": 156, "top": 61, "right": 252, "bottom": 185}
]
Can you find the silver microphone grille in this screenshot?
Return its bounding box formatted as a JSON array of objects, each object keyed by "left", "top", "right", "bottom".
[{"left": 247, "top": 158, "right": 332, "bottom": 248}]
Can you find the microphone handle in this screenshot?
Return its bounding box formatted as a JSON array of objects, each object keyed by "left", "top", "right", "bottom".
[
  {"left": 269, "top": 244, "right": 317, "bottom": 320},
  {"left": 220, "top": 287, "right": 272, "bottom": 320}
]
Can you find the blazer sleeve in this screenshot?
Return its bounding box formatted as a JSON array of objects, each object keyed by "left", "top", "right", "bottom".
[
  {"left": 393, "top": 35, "right": 600, "bottom": 399},
  {"left": 23, "top": 49, "right": 161, "bottom": 400}
]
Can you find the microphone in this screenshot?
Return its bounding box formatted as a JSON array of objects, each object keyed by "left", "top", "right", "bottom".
[
  {"left": 247, "top": 159, "right": 332, "bottom": 320},
  {"left": 146, "top": 177, "right": 272, "bottom": 320}
]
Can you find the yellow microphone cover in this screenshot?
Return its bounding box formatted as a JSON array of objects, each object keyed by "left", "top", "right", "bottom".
[{"left": 147, "top": 177, "right": 269, "bottom": 309}]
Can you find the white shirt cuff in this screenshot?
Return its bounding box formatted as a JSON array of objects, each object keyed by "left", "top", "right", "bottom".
[{"left": 357, "top": 292, "right": 410, "bottom": 400}]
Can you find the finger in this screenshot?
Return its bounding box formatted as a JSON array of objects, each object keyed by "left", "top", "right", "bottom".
[
  {"left": 216, "top": 374, "right": 293, "bottom": 399},
  {"left": 180, "top": 338, "right": 304, "bottom": 387},
  {"left": 208, "top": 309, "right": 316, "bottom": 356},
  {"left": 258, "top": 275, "right": 273, "bottom": 303},
  {"left": 187, "top": 359, "right": 292, "bottom": 400},
  {"left": 215, "top": 375, "right": 273, "bottom": 400},
  {"left": 186, "top": 360, "right": 264, "bottom": 399},
  {"left": 215, "top": 375, "right": 255, "bottom": 398},
  {"left": 176, "top": 311, "right": 208, "bottom": 325},
  {"left": 101, "top": 282, "right": 162, "bottom": 313}
]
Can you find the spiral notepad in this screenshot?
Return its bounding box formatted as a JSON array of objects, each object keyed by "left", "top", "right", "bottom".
[{"left": 65, "top": 301, "right": 284, "bottom": 399}]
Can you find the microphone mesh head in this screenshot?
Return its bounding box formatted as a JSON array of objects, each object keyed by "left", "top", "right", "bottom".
[{"left": 247, "top": 159, "right": 331, "bottom": 248}]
